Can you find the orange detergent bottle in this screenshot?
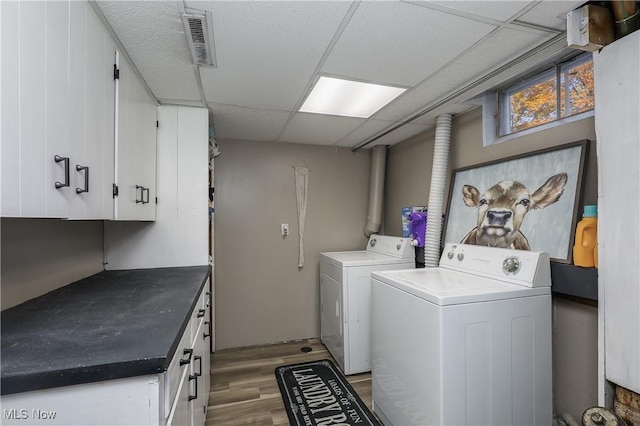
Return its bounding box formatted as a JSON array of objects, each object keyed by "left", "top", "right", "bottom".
[{"left": 573, "top": 205, "right": 598, "bottom": 267}]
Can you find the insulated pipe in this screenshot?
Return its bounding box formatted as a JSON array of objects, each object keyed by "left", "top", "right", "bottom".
[
  {"left": 364, "top": 145, "right": 387, "bottom": 237},
  {"left": 424, "top": 114, "right": 452, "bottom": 267},
  {"left": 611, "top": 0, "right": 640, "bottom": 39}
]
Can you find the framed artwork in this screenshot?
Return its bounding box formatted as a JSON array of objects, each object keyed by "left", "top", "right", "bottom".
[{"left": 443, "top": 140, "right": 589, "bottom": 263}]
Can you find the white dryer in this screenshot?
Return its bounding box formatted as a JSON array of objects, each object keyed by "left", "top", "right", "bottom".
[
  {"left": 320, "top": 234, "right": 414, "bottom": 375},
  {"left": 371, "top": 243, "right": 552, "bottom": 426}
]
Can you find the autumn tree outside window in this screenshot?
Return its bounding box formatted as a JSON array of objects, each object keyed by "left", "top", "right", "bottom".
[{"left": 499, "top": 54, "right": 594, "bottom": 137}]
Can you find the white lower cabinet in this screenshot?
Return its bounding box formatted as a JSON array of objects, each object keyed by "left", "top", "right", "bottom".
[
  {"left": 168, "top": 286, "right": 211, "bottom": 426},
  {"left": 1, "top": 284, "right": 211, "bottom": 426}
]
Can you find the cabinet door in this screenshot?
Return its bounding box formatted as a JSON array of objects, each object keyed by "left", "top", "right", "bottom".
[
  {"left": 191, "top": 320, "right": 206, "bottom": 426},
  {"left": 114, "top": 54, "right": 157, "bottom": 221},
  {"left": 68, "top": 1, "right": 115, "bottom": 220},
  {"left": 595, "top": 32, "right": 640, "bottom": 394},
  {"left": 167, "top": 367, "right": 191, "bottom": 426},
  {"left": 1, "top": 1, "right": 71, "bottom": 218}
]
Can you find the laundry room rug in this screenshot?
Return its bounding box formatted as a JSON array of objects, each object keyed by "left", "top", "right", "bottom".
[{"left": 275, "top": 359, "right": 380, "bottom": 426}]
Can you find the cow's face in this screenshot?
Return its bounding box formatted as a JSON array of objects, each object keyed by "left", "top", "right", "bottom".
[{"left": 462, "top": 173, "right": 568, "bottom": 247}]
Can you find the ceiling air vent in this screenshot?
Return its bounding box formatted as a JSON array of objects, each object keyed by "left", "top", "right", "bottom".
[{"left": 183, "top": 12, "right": 217, "bottom": 67}]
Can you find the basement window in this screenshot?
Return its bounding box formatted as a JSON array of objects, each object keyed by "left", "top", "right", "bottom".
[{"left": 481, "top": 53, "right": 594, "bottom": 146}]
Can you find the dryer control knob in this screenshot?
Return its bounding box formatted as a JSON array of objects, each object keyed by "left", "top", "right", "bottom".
[
  {"left": 503, "top": 256, "right": 521, "bottom": 274},
  {"left": 447, "top": 251, "right": 454, "bottom": 259},
  {"left": 457, "top": 253, "right": 464, "bottom": 261}
]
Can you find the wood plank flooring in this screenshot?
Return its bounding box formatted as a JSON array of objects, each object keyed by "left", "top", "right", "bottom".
[{"left": 206, "top": 338, "right": 373, "bottom": 425}]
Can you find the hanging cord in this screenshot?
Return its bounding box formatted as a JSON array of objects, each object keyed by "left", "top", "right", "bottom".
[{"left": 294, "top": 167, "right": 309, "bottom": 268}]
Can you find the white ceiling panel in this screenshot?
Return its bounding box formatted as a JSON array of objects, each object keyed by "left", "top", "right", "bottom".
[
  {"left": 321, "top": 1, "right": 497, "bottom": 87},
  {"left": 278, "top": 113, "right": 365, "bottom": 146},
  {"left": 97, "top": 1, "right": 201, "bottom": 101},
  {"left": 209, "top": 104, "right": 290, "bottom": 142},
  {"left": 376, "top": 28, "right": 552, "bottom": 123},
  {"left": 518, "top": 1, "right": 583, "bottom": 31},
  {"left": 426, "top": 1, "right": 533, "bottom": 22},
  {"left": 192, "top": 1, "right": 352, "bottom": 111},
  {"left": 95, "top": 0, "right": 581, "bottom": 150}
]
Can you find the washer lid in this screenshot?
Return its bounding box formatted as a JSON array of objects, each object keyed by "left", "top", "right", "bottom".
[
  {"left": 320, "top": 251, "right": 415, "bottom": 267},
  {"left": 372, "top": 268, "right": 550, "bottom": 305}
]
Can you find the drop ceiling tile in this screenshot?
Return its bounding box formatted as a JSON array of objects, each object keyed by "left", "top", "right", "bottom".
[
  {"left": 96, "top": 1, "right": 201, "bottom": 101},
  {"left": 426, "top": 1, "right": 534, "bottom": 22},
  {"left": 191, "top": 1, "right": 352, "bottom": 111},
  {"left": 322, "top": 1, "right": 497, "bottom": 87},
  {"left": 278, "top": 113, "right": 365, "bottom": 146},
  {"left": 376, "top": 28, "right": 551, "bottom": 122},
  {"left": 210, "top": 104, "right": 290, "bottom": 142},
  {"left": 517, "top": 1, "right": 583, "bottom": 31}
]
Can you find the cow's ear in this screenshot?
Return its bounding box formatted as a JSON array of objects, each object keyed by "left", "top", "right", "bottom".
[
  {"left": 462, "top": 185, "right": 480, "bottom": 207},
  {"left": 531, "top": 173, "right": 568, "bottom": 209}
]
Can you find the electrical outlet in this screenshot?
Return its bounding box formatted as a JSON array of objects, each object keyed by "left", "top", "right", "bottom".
[{"left": 281, "top": 223, "right": 289, "bottom": 236}]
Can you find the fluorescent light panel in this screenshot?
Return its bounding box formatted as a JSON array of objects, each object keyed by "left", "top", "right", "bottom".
[{"left": 300, "top": 76, "right": 406, "bottom": 118}]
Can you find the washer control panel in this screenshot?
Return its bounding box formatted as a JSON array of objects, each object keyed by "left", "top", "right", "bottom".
[
  {"left": 367, "top": 234, "right": 414, "bottom": 259},
  {"left": 440, "top": 243, "right": 551, "bottom": 287}
]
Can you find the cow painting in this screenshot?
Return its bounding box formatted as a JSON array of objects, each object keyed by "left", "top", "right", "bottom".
[{"left": 460, "top": 173, "right": 568, "bottom": 250}]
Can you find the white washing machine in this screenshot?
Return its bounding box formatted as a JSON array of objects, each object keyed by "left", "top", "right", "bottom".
[
  {"left": 371, "top": 243, "right": 552, "bottom": 426},
  {"left": 320, "top": 234, "right": 414, "bottom": 375}
]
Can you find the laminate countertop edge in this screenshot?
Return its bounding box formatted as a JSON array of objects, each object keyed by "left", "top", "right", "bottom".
[{"left": 1, "top": 265, "right": 210, "bottom": 395}]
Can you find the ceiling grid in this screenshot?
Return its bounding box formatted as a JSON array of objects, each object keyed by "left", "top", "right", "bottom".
[{"left": 95, "top": 0, "right": 583, "bottom": 148}]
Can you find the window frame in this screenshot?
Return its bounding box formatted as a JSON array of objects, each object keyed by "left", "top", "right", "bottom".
[{"left": 492, "top": 52, "right": 594, "bottom": 143}]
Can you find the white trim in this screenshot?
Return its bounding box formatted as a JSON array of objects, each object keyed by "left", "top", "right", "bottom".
[{"left": 488, "top": 109, "right": 594, "bottom": 146}]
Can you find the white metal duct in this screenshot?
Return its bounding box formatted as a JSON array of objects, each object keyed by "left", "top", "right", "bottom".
[{"left": 364, "top": 145, "right": 387, "bottom": 237}]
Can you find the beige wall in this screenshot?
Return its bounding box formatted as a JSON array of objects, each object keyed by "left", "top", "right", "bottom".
[
  {"left": 1, "top": 218, "right": 104, "bottom": 309},
  {"left": 214, "top": 140, "right": 371, "bottom": 349},
  {"left": 384, "top": 107, "right": 598, "bottom": 419}
]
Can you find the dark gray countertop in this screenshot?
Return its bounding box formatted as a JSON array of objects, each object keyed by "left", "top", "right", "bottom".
[{"left": 1, "top": 266, "right": 210, "bottom": 395}]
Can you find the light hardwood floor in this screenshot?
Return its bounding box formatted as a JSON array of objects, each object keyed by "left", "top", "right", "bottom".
[{"left": 206, "top": 338, "right": 373, "bottom": 425}]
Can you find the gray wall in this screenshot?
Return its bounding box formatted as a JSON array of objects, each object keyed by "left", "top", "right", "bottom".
[
  {"left": 214, "top": 140, "right": 371, "bottom": 349},
  {"left": 1, "top": 218, "right": 104, "bottom": 309},
  {"left": 384, "top": 107, "right": 598, "bottom": 420}
]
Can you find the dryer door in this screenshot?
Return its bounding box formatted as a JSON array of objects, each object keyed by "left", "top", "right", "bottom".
[{"left": 320, "top": 271, "right": 344, "bottom": 369}]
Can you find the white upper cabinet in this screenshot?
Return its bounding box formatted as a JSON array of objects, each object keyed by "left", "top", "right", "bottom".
[
  {"left": 114, "top": 53, "right": 157, "bottom": 221},
  {"left": 68, "top": 1, "right": 116, "bottom": 220},
  {"left": 1, "top": 0, "right": 156, "bottom": 221},
  {"left": 1, "top": 1, "right": 72, "bottom": 218}
]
